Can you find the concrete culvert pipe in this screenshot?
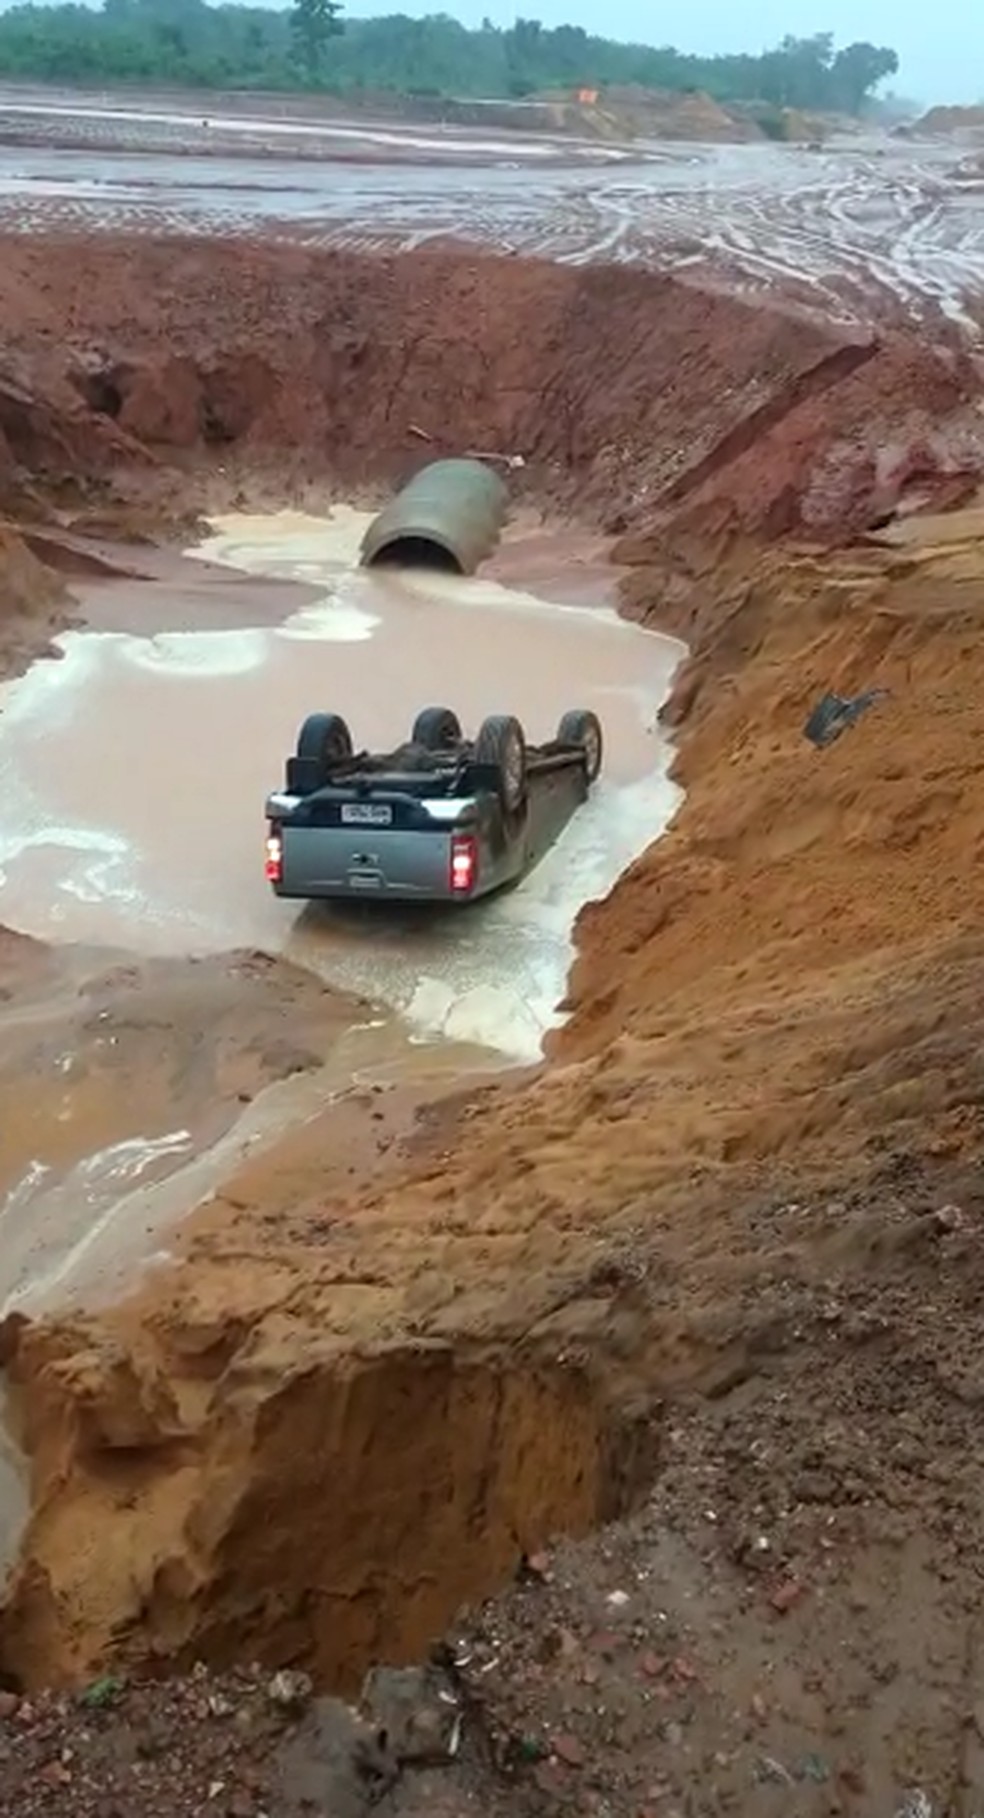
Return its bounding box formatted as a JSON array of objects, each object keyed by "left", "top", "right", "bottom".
[{"left": 360, "top": 457, "right": 509, "bottom": 576}]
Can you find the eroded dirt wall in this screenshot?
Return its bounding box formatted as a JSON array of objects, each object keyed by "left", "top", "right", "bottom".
[{"left": 0, "top": 234, "right": 977, "bottom": 542}]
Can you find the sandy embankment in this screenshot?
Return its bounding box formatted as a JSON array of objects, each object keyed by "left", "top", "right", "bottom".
[{"left": 0, "top": 228, "right": 983, "bottom": 1818}]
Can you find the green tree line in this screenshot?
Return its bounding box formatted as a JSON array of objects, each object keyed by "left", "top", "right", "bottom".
[{"left": 0, "top": 1, "right": 897, "bottom": 115}]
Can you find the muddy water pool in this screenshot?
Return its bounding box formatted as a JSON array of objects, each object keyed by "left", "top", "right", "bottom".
[
  {"left": 0, "top": 509, "right": 684, "bottom": 1312},
  {"left": 0, "top": 507, "right": 683, "bottom": 1059}
]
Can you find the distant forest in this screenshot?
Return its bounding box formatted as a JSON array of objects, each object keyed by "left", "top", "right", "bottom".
[{"left": 0, "top": 1, "right": 899, "bottom": 116}]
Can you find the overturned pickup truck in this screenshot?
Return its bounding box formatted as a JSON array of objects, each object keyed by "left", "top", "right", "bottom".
[{"left": 264, "top": 704, "right": 603, "bottom": 905}]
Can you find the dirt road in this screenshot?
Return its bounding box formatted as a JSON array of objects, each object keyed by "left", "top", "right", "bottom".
[{"left": 0, "top": 111, "right": 979, "bottom": 329}]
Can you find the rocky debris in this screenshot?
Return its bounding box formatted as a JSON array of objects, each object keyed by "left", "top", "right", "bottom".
[
  {"left": 271, "top": 1691, "right": 398, "bottom": 1817},
  {"left": 264, "top": 1668, "right": 313, "bottom": 1714},
  {"left": 361, "top": 1665, "right": 462, "bottom": 1765},
  {"left": 0, "top": 1665, "right": 294, "bottom": 1816},
  {"left": 373, "top": 1165, "right": 984, "bottom": 1817},
  {"left": 0, "top": 1663, "right": 466, "bottom": 1818}
]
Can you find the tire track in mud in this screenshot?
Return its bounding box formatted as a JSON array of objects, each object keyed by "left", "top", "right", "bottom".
[{"left": 0, "top": 138, "right": 981, "bottom": 333}]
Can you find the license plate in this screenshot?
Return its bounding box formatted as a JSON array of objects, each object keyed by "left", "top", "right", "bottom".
[{"left": 341, "top": 802, "right": 392, "bottom": 826}]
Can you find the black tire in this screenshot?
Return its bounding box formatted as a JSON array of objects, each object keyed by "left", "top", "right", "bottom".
[
  {"left": 411, "top": 706, "right": 462, "bottom": 751},
  {"left": 557, "top": 708, "right": 603, "bottom": 784},
  {"left": 296, "top": 712, "right": 353, "bottom": 782},
  {"left": 475, "top": 713, "right": 527, "bottom": 813}
]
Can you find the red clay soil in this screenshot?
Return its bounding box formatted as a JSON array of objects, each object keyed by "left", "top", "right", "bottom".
[
  {"left": 0, "top": 233, "right": 978, "bottom": 549},
  {"left": 3, "top": 232, "right": 984, "bottom": 1816}
]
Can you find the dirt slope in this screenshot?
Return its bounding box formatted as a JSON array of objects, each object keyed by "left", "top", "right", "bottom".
[
  {"left": 916, "top": 103, "right": 984, "bottom": 137},
  {"left": 0, "top": 234, "right": 976, "bottom": 545},
  {"left": 0, "top": 522, "right": 75, "bottom": 678},
  {"left": 1, "top": 234, "right": 984, "bottom": 1817}
]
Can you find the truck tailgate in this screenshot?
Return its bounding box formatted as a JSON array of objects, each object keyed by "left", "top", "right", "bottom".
[{"left": 280, "top": 823, "right": 455, "bottom": 898}]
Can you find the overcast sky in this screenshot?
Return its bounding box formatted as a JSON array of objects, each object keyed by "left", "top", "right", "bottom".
[{"left": 343, "top": 0, "right": 976, "bottom": 105}]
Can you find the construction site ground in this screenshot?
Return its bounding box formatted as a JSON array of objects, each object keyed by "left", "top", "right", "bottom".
[{"left": 0, "top": 97, "right": 983, "bottom": 1818}]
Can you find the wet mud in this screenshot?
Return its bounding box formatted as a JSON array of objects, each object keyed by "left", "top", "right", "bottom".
[{"left": 0, "top": 102, "right": 978, "bottom": 330}]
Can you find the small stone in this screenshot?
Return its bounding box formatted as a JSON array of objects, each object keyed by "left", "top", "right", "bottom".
[
  {"left": 135, "top": 1720, "right": 169, "bottom": 1760},
  {"left": 672, "top": 1655, "right": 698, "bottom": 1683},
  {"left": 537, "top": 1626, "right": 577, "bottom": 1664},
  {"left": 518, "top": 1734, "right": 548, "bottom": 1763},
  {"left": 589, "top": 1631, "right": 621, "bottom": 1657},
  {"left": 607, "top": 1590, "right": 630, "bottom": 1607},
  {"left": 39, "top": 1762, "right": 72, "bottom": 1788},
  {"left": 756, "top": 1755, "right": 794, "bottom": 1786},
  {"left": 895, "top": 1793, "right": 933, "bottom": 1818},
  {"left": 0, "top": 1693, "right": 18, "bottom": 1721},
  {"left": 750, "top": 1692, "right": 767, "bottom": 1721},
  {"left": 266, "top": 1670, "right": 313, "bottom": 1712},
  {"left": 664, "top": 1721, "right": 685, "bottom": 1748},
  {"left": 640, "top": 1653, "right": 666, "bottom": 1680},
  {"left": 797, "top": 1753, "right": 830, "bottom": 1784},
  {"left": 770, "top": 1579, "right": 805, "bottom": 1614},
  {"left": 526, "top": 1551, "right": 551, "bottom": 1579},
  {"left": 552, "top": 1732, "right": 587, "bottom": 1767}
]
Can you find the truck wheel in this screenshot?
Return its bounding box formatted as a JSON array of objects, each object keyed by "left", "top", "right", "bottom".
[
  {"left": 475, "top": 713, "right": 527, "bottom": 813},
  {"left": 411, "top": 706, "right": 462, "bottom": 751},
  {"left": 296, "top": 712, "right": 353, "bottom": 782},
  {"left": 557, "top": 708, "right": 603, "bottom": 784}
]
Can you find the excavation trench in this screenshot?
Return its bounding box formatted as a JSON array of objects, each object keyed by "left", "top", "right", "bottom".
[
  {"left": 0, "top": 227, "right": 977, "bottom": 1696},
  {"left": 2, "top": 1341, "right": 656, "bottom": 1691},
  {"left": 0, "top": 500, "right": 680, "bottom": 1690}
]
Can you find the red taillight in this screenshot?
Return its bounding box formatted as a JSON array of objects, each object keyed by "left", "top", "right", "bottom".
[
  {"left": 265, "top": 825, "right": 283, "bottom": 884},
  {"left": 450, "top": 832, "right": 478, "bottom": 895}
]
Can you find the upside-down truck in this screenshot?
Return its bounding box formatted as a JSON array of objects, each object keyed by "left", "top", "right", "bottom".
[{"left": 264, "top": 704, "right": 603, "bottom": 905}]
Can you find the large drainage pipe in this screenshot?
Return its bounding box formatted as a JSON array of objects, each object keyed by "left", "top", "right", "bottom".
[{"left": 359, "top": 457, "right": 509, "bottom": 576}]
